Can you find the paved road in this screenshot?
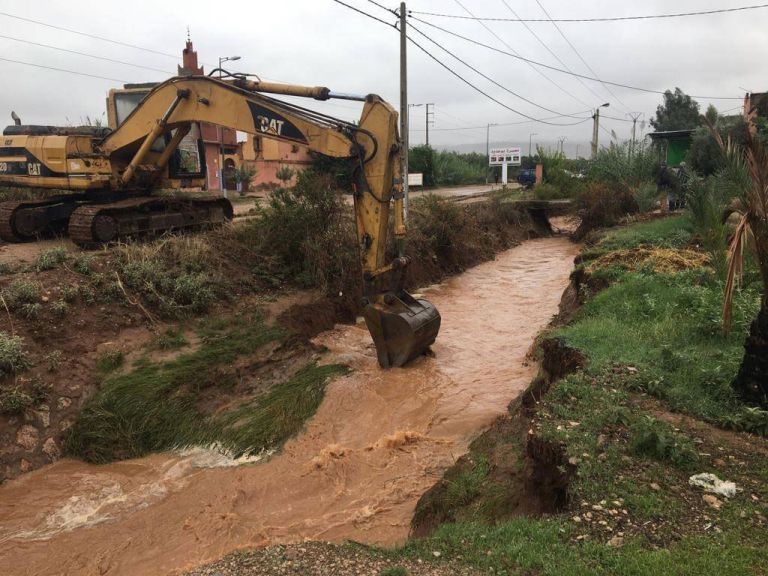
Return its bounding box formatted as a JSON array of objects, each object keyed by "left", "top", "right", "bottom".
[{"left": 231, "top": 183, "right": 521, "bottom": 217}]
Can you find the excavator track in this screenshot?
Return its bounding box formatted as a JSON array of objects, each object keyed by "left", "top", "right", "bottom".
[
  {"left": 0, "top": 195, "right": 84, "bottom": 242},
  {"left": 68, "top": 196, "right": 234, "bottom": 246}
]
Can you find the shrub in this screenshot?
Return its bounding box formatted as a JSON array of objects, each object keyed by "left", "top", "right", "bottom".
[
  {"left": 36, "top": 247, "right": 68, "bottom": 271},
  {"left": 633, "top": 182, "right": 660, "bottom": 213},
  {"left": 154, "top": 328, "right": 188, "bottom": 351},
  {"left": 0, "top": 331, "right": 29, "bottom": 377},
  {"left": 51, "top": 300, "right": 69, "bottom": 318},
  {"left": 0, "top": 387, "right": 32, "bottom": 414},
  {"left": 573, "top": 182, "right": 639, "bottom": 240},
  {"left": 46, "top": 350, "right": 63, "bottom": 372}
]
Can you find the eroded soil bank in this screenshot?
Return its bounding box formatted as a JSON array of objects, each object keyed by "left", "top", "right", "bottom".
[{"left": 0, "top": 236, "right": 578, "bottom": 576}]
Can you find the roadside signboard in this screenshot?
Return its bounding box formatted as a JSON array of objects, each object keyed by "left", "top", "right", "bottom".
[
  {"left": 408, "top": 172, "right": 424, "bottom": 187},
  {"left": 489, "top": 147, "right": 522, "bottom": 167}
]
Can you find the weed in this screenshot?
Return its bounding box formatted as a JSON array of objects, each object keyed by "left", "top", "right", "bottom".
[
  {"left": 0, "top": 331, "right": 30, "bottom": 377},
  {"left": 443, "top": 456, "right": 491, "bottom": 510},
  {"left": 0, "top": 262, "right": 12, "bottom": 275},
  {"left": 36, "top": 247, "right": 68, "bottom": 271},
  {"left": 96, "top": 350, "right": 124, "bottom": 374},
  {"left": 380, "top": 568, "right": 409, "bottom": 576},
  {"left": 154, "top": 328, "right": 188, "bottom": 351},
  {"left": 46, "top": 350, "right": 63, "bottom": 372},
  {"left": 630, "top": 415, "right": 699, "bottom": 468},
  {"left": 0, "top": 387, "right": 32, "bottom": 414},
  {"left": 72, "top": 254, "right": 95, "bottom": 275},
  {"left": 51, "top": 300, "right": 69, "bottom": 318},
  {"left": 60, "top": 284, "right": 79, "bottom": 303},
  {"left": 29, "top": 379, "right": 50, "bottom": 404},
  {"left": 2, "top": 279, "right": 41, "bottom": 310},
  {"left": 20, "top": 303, "right": 41, "bottom": 320}
]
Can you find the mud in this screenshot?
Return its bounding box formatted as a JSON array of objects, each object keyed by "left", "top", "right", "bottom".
[{"left": 0, "top": 236, "right": 578, "bottom": 576}]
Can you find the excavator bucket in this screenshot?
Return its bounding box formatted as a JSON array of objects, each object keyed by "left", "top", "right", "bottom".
[{"left": 364, "top": 291, "right": 441, "bottom": 368}]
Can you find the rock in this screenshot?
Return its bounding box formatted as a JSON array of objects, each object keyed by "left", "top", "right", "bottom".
[
  {"left": 59, "top": 419, "right": 73, "bottom": 432},
  {"left": 703, "top": 494, "right": 722, "bottom": 510},
  {"left": 16, "top": 426, "right": 39, "bottom": 451},
  {"left": 41, "top": 295, "right": 49, "bottom": 303},
  {"left": 650, "top": 482, "right": 661, "bottom": 491},
  {"left": 608, "top": 536, "right": 624, "bottom": 547},
  {"left": 57, "top": 397, "right": 72, "bottom": 410},
  {"left": 34, "top": 405, "right": 50, "bottom": 428},
  {"left": 572, "top": 516, "right": 582, "bottom": 523},
  {"left": 42, "top": 437, "right": 60, "bottom": 461},
  {"left": 19, "top": 459, "right": 31, "bottom": 473},
  {"left": 432, "top": 551, "right": 442, "bottom": 558}
]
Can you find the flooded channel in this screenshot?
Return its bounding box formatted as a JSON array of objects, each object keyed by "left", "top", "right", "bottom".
[{"left": 0, "top": 236, "right": 578, "bottom": 576}]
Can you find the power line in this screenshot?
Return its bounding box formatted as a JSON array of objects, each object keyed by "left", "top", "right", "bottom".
[
  {"left": 408, "top": 20, "right": 587, "bottom": 119},
  {"left": 408, "top": 16, "right": 743, "bottom": 100},
  {"left": 0, "top": 57, "right": 128, "bottom": 83},
  {"left": 533, "top": 0, "right": 629, "bottom": 111},
  {"left": 332, "top": 0, "right": 595, "bottom": 126},
  {"left": 498, "top": 0, "right": 606, "bottom": 106},
  {"left": 407, "top": 3, "right": 768, "bottom": 22},
  {"left": 0, "top": 11, "right": 180, "bottom": 60},
  {"left": 0, "top": 34, "right": 172, "bottom": 74},
  {"left": 453, "top": 0, "right": 591, "bottom": 109},
  {"left": 332, "top": 0, "right": 397, "bottom": 28}
]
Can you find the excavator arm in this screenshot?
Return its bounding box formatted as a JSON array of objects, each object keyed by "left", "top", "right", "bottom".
[{"left": 101, "top": 76, "right": 440, "bottom": 368}]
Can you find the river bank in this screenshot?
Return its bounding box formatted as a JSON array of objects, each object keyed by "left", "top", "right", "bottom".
[{"left": 0, "top": 235, "right": 578, "bottom": 575}]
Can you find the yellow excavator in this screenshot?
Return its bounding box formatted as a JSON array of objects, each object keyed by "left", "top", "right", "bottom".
[{"left": 0, "top": 74, "right": 439, "bottom": 367}]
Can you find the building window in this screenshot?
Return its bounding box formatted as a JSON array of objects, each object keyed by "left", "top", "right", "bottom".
[{"left": 253, "top": 137, "right": 263, "bottom": 153}]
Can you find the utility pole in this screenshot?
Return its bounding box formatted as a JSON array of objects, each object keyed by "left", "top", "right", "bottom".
[
  {"left": 399, "top": 2, "right": 409, "bottom": 220},
  {"left": 558, "top": 136, "right": 567, "bottom": 155},
  {"left": 485, "top": 123, "right": 498, "bottom": 184},
  {"left": 627, "top": 112, "right": 644, "bottom": 157},
  {"left": 425, "top": 103, "right": 435, "bottom": 147},
  {"left": 529, "top": 132, "right": 538, "bottom": 158},
  {"left": 592, "top": 103, "right": 610, "bottom": 159}
]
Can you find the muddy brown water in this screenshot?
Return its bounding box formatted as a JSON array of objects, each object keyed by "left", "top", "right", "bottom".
[{"left": 0, "top": 236, "right": 578, "bottom": 576}]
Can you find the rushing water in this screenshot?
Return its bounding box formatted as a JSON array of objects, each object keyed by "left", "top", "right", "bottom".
[{"left": 0, "top": 236, "right": 578, "bottom": 576}]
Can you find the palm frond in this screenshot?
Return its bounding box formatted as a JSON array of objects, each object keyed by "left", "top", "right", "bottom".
[{"left": 723, "top": 213, "right": 750, "bottom": 334}]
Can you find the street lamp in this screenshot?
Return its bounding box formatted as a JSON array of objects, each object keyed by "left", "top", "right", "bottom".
[
  {"left": 218, "top": 55, "right": 241, "bottom": 78},
  {"left": 485, "top": 123, "right": 499, "bottom": 184},
  {"left": 591, "top": 103, "right": 610, "bottom": 159},
  {"left": 529, "top": 132, "right": 538, "bottom": 158}
]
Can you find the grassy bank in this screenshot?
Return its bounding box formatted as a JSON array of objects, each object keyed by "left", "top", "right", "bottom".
[
  {"left": 65, "top": 312, "right": 346, "bottom": 463},
  {"left": 391, "top": 216, "right": 767, "bottom": 574}
]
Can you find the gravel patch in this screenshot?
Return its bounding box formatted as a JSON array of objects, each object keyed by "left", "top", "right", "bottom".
[{"left": 185, "top": 542, "right": 481, "bottom": 576}]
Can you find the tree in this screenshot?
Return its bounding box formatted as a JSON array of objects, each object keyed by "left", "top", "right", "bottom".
[
  {"left": 715, "top": 125, "right": 768, "bottom": 406},
  {"left": 650, "top": 88, "right": 701, "bottom": 132}
]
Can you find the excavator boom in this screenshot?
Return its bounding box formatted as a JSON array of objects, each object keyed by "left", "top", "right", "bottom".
[{"left": 0, "top": 75, "right": 440, "bottom": 367}]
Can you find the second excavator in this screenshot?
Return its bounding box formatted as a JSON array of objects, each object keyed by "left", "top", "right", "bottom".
[{"left": 0, "top": 73, "right": 440, "bottom": 368}]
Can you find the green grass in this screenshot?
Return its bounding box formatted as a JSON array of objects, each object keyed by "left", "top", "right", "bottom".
[
  {"left": 96, "top": 350, "right": 124, "bottom": 374},
  {"left": 0, "top": 331, "right": 30, "bottom": 377},
  {"left": 398, "top": 520, "right": 767, "bottom": 576},
  {"left": 65, "top": 313, "right": 345, "bottom": 463},
  {"left": 555, "top": 270, "right": 760, "bottom": 427},
  {"left": 596, "top": 215, "right": 692, "bottom": 252}
]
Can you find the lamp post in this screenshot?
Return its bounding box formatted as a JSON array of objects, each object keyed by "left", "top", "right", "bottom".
[
  {"left": 529, "top": 132, "right": 538, "bottom": 159},
  {"left": 485, "top": 122, "right": 498, "bottom": 184},
  {"left": 216, "top": 55, "right": 241, "bottom": 192},
  {"left": 218, "top": 55, "right": 241, "bottom": 78},
  {"left": 591, "top": 102, "right": 610, "bottom": 159}
]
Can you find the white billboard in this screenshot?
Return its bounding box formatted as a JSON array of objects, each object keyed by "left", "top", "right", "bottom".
[{"left": 489, "top": 147, "right": 522, "bottom": 167}]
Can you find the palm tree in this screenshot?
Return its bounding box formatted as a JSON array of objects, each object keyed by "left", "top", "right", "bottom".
[{"left": 713, "top": 123, "right": 768, "bottom": 406}]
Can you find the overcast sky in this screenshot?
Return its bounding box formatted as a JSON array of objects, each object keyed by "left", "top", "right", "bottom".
[{"left": 1, "top": 0, "right": 765, "bottom": 155}]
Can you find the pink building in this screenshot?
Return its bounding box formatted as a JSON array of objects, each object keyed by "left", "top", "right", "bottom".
[
  {"left": 241, "top": 134, "right": 313, "bottom": 188},
  {"left": 178, "top": 39, "right": 238, "bottom": 192}
]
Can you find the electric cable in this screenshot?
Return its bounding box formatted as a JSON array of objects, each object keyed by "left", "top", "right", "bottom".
[
  {"left": 0, "top": 33, "right": 172, "bottom": 74},
  {"left": 0, "top": 56, "right": 128, "bottom": 82},
  {"left": 408, "top": 16, "right": 743, "bottom": 100},
  {"left": 408, "top": 4, "right": 768, "bottom": 23}
]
